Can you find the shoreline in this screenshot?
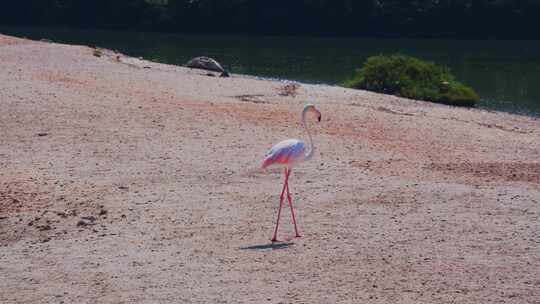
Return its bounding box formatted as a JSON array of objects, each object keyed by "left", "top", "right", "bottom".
[
  {"left": 1, "top": 33, "right": 539, "bottom": 303},
  {"left": 2, "top": 26, "right": 540, "bottom": 118},
  {"left": 237, "top": 73, "right": 540, "bottom": 119}
]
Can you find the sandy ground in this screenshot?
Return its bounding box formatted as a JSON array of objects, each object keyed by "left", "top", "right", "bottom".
[{"left": 0, "top": 33, "right": 539, "bottom": 303}]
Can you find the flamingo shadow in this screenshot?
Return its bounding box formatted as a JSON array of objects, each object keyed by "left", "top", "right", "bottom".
[{"left": 239, "top": 242, "right": 294, "bottom": 251}]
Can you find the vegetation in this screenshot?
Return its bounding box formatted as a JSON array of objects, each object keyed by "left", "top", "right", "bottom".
[
  {"left": 1, "top": 0, "right": 539, "bottom": 39},
  {"left": 345, "top": 54, "right": 479, "bottom": 107}
]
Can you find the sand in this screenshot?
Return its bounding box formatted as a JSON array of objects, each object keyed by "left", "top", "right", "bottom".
[{"left": 0, "top": 33, "right": 539, "bottom": 303}]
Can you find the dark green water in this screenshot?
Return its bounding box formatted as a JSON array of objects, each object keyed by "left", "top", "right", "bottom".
[{"left": 3, "top": 27, "right": 540, "bottom": 117}]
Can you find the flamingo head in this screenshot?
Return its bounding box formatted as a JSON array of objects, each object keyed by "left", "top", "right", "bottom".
[{"left": 303, "top": 104, "right": 322, "bottom": 122}]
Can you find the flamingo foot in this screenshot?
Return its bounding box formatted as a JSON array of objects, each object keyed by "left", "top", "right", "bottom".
[
  {"left": 295, "top": 234, "right": 302, "bottom": 238},
  {"left": 271, "top": 237, "right": 282, "bottom": 243}
]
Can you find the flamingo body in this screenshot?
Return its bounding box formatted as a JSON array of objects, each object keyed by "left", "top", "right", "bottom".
[{"left": 262, "top": 139, "right": 306, "bottom": 169}]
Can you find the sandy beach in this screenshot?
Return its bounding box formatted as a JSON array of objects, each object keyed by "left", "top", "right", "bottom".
[{"left": 1, "top": 34, "right": 539, "bottom": 303}]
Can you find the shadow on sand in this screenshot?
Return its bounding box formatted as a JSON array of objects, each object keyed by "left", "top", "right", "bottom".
[{"left": 239, "top": 242, "right": 294, "bottom": 251}]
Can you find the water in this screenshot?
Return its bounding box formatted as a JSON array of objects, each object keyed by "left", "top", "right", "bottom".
[{"left": 3, "top": 27, "right": 540, "bottom": 117}]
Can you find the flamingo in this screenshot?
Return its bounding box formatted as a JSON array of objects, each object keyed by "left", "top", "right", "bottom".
[{"left": 262, "top": 104, "right": 322, "bottom": 242}]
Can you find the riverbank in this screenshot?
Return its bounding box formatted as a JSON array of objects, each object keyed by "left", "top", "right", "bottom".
[
  {"left": 1, "top": 34, "right": 539, "bottom": 303},
  {"left": 4, "top": 26, "right": 540, "bottom": 117}
]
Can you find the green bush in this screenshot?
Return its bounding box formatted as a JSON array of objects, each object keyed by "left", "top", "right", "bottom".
[{"left": 345, "top": 54, "right": 480, "bottom": 107}]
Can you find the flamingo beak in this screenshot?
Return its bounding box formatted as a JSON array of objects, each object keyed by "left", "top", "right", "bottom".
[{"left": 318, "top": 113, "right": 322, "bottom": 122}]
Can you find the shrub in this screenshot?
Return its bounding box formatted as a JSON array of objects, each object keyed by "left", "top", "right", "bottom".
[{"left": 345, "top": 54, "right": 480, "bottom": 107}]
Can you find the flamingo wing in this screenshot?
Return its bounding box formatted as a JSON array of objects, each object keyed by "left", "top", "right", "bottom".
[{"left": 262, "top": 139, "right": 306, "bottom": 168}]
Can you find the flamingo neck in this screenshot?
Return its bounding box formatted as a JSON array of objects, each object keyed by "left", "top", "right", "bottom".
[{"left": 302, "top": 108, "right": 315, "bottom": 161}]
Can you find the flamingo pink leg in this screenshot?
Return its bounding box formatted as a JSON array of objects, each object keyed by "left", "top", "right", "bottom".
[
  {"left": 271, "top": 168, "right": 289, "bottom": 242},
  {"left": 285, "top": 169, "right": 301, "bottom": 238}
]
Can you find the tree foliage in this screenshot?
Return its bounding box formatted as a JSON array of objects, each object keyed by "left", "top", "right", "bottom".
[{"left": 1, "top": 0, "right": 539, "bottom": 38}]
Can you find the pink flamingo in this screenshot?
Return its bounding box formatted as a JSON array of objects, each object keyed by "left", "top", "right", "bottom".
[{"left": 262, "top": 104, "right": 322, "bottom": 242}]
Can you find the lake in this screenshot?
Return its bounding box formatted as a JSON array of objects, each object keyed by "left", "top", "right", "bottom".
[{"left": 2, "top": 27, "right": 540, "bottom": 117}]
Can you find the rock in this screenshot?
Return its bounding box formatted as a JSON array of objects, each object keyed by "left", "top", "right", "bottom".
[
  {"left": 185, "top": 56, "right": 229, "bottom": 77},
  {"left": 37, "top": 225, "right": 52, "bottom": 231},
  {"left": 77, "top": 219, "right": 92, "bottom": 227},
  {"left": 77, "top": 216, "right": 96, "bottom": 227}
]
